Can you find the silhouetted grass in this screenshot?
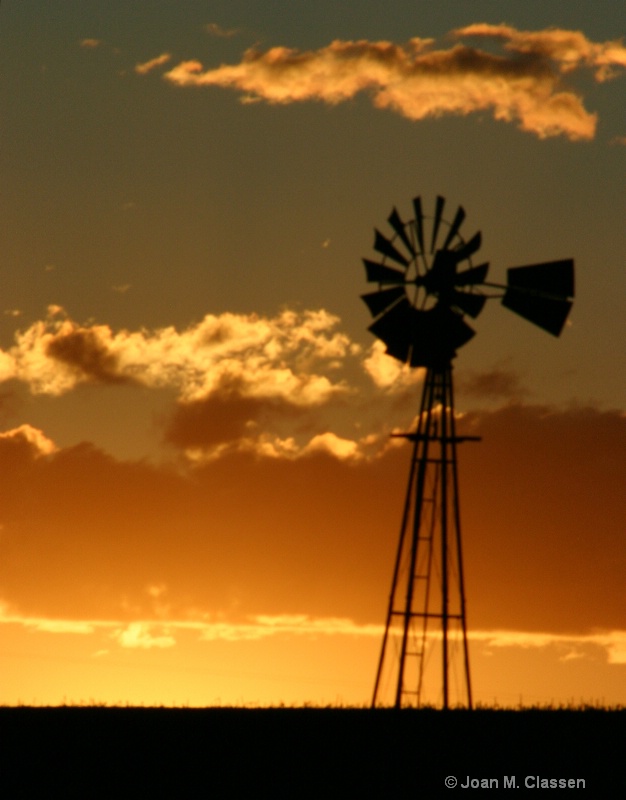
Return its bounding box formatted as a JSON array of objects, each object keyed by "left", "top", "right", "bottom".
[{"left": 1, "top": 705, "right": 624, "bottom": 796}]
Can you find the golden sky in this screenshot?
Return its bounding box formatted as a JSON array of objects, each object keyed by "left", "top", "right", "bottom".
[{"left": 0, "top": 1, "right": 624, "bottom": 707}]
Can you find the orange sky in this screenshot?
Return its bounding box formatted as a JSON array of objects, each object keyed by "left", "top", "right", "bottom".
[{"left": 0, "top": 2, "right": 624, "bottom": 707}]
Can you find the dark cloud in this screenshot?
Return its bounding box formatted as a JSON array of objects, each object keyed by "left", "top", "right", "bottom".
[
  {"left": 0, "top": 389, "right": 20, "bottom": 420},
  {"left": 0, "top": 405, "right": 623, "bottom": 638},
  {"left": 46, "top": 327, "right": 133, "bottom": 386},
  {"left": 458, "top": 362, "right": 528, "bottom": 401},
  {"left": 163, "top": 392, "right": 303, "bottom": 449},
  {"left": 459, "top": 404, "right": 626, "bottom": 633}
]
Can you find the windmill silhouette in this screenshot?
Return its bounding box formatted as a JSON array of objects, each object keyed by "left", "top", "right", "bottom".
[{"left": 362, "top": 194, "right": 574, "bottom": 708}]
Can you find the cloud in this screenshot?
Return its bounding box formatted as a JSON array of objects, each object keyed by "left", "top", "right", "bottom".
[
  {"left": 4, "top": 306, "right": 354, "bottom": 401},
  {"left": 362, "top": 340, "right": 423, "bottom": 391},
  {"left": 4, "top": 310, "right": 126, "bottom": 394},
  {"left": 2, "top": 599, "right": 624, "bottom": 669},
  {"left": 112, "top": 622, "right": 175, "bottom": 649},
  {"left": 0, "top": 604, "right": 382, "bottom": 645},
  {"left": 205, "top": 23, "right": 241, "bottom": 39},
  {"left": 301, "top": 432, "right": 361, "bottom": 461},
  {"left": 183, "top": 429, "right": 396, "bottom": 462},
  {"left": 164, "top": 392, "right": 304, "bottom": 450},
  {"left": 472, "top": 629, "right": 626, "bottom": 667},
  {"left": 456, "top": 23, "right": 626, "bottom": 82},
  {"left": 135, "top": 53, "right": 172, "bottom": 75},
  {"left": 458, "top": 404, "right": 626, "bottom": 635},
  {"left": 197, "top": 614, "right": 382, "bottom": 641},
  {"left": 159, "top": 25, "right": 626, "bottom": 140},
  {"left": 45, "top": 325, "right": 135, "bottom": 387},
  {"left": 2, "top": 307, "right": 391, "bottom": 459},
  {"left": 80, "top": 38, "right": 102, "bottom": 49},
  {"left": 457, "top": 361, "right": 528, "bottom": 401},
  {"left": 0, "top": 404, "right": 622, "bottom": 636},
  {"left": 0, "top": 424, "right": 57, "bottom": 458}
]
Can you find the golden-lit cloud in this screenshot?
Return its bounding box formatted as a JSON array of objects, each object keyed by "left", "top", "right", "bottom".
[
  {"left": 2, "top": 307, "right": 411, "bottom": 459},
  {"left": 197, "top": 614, "right": 383, "bottom": 641},
  {"left": 135, "top": 53, "right": 172, "bottom": 75},
  {"left": 1, "top": 600, "right": 624, "bottom": 669},
  {"left": 456, "top": 23, "right": 626, "bottom": 82},
  {"left": 0, "top": 424, "right": 57, "bottom": 457},
  {"left": 158, "top": 25, "right": 626, "bottom": 140},
  {"left": 301, "top": 432, "right": 361, "bottom": 461},
  {"left": 113, "top": 622, "right": 176, "bottom": 649},
  {"left": 79, "top": 38, "right": 102, "bottom": 49},
  {"left": 0, "top": 604, "right": 382, "bottom": 645},
  {"left": 472, "top": 629, "right": 626, "bottom": 666},
  {"left": 362, "top": 340, "right": 423, "bottom": 391},
  {"left": 4, "top": 306, "right": 355, "bottom": 403}
]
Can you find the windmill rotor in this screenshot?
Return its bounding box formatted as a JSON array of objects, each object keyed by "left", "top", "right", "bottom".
[{"left": 361, "top": 195, "right": 575, "bottom": 368}]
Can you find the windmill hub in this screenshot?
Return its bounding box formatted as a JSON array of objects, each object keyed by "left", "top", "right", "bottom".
[{"left": 419, "top": 250, "right": 458, "bottom": 296}]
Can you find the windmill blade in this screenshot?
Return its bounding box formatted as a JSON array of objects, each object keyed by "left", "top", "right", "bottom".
[
  {"left": 430, "top": 195, "right": 446, "bottom": 252},
  {"left": 450, "top": 290, "right": 486, "bottom": 319},
  {"left": 441, "top": 205, "right": 466, "bottom": 251},
  {"left": 412, "top": 196, "right": 425, "bottom": 254},
  {"left": 388, "top": 207, "right": 416, "bottom": 257},
  {"left": 502, "top": 290, "right": 572, "bottom": 336},
  {"left": 441, "top": 305, "right": 476, "bottom": 350},
  {"left": 455, "top": 262, "right": 489, "bottom": 286},
  {"left": 374, "top": 229, "right": 410, "bottom": 267},
  {"left": 368, "top": 297, "right": 414, "bottom": 363},
  {"left": 363, "top": 259, "right": 405, "bottom": 285},
  {"left": 361, "top": 286, "right": 405, "bottom": 318},
  {"left": 453, "top": 231, "right": 482, "bottom": 262},
  {"left": 507, "top": 259, "right": 574, "bottom": 298}
]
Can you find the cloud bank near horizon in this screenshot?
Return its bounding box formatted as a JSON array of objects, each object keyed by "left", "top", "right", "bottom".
[
  {"left": 0, "top": 403, "right": 623, "bottom": 634},
  {"left": 1, "top": 602, "right": 624, "bottom": 666},
  {"left": 155, "top": 24, "right": 626, "bottom": 141}
]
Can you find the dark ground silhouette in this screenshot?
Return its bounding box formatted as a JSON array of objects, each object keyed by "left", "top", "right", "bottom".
[{"left": 1, "top": 707, "right": 623, "bottom": 797}]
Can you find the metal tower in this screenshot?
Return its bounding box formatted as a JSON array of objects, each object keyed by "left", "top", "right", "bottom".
[{"left": 371, "top": 365, "right": 476, "bottom": 708}]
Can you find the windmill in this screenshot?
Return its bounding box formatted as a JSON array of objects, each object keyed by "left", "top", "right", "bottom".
[{"left": 362, "top": 194, "right": 574, "bottom": 709}]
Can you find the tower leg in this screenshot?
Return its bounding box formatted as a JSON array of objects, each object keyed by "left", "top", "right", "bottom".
[{"left": 371, "top": 366, "right": 473, "bottom": 709}]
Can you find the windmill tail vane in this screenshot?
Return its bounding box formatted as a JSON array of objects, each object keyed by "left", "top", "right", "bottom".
[{"left": 362, "top": 193, "right": 574, "bottom": 708}]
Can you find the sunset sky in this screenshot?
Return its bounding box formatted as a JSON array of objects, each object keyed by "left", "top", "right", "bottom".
[{"left": 0, "top": 1, "right": 624, "bottom": 707}]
